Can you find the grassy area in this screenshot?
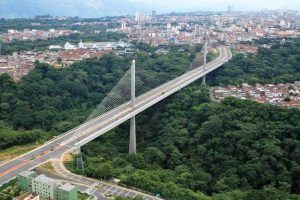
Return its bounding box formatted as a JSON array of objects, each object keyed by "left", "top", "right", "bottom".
[
  {"left": 212, "top": 48, "right": 220, "bottom": 59},
  {"left": 230, "top": 48, "right": 238, "bottom": 56},
  {"left": 36, "top": 162, "right": 54, "bottom": 172},
  {"left": 0, "top": 142, "right": 42, "bottom": 162},
  {"left": 35, "top": 161, "right": 61, "bottom": 177},
  {"left": 63, "top": 153, "right": 77, "bottom": 173},
  {"left": 104, "top": 193, "right": 115, "bottom": 199},
  {"left": 78, "top": 191, "right": 91, "bottom": 200},
  {"left": 0, "top": 179, "right": 24, "bottom": 199}
]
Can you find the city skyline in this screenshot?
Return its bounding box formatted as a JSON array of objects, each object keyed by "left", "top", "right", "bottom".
[
  {"left": 131, "top": 0, "right": 300, "bottom": 12},
  {"left": 1, "top": 0, "right": 300, "bottom": 19}
]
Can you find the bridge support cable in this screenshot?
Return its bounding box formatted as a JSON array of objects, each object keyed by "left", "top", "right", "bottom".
[
  {"left": 129, "top": 60, "right": 137, "bottom": 154},
  {"left": 135, "top": 70, "right": 168, "bottom": 98},
  {"left": 82, "top": 61, "right": 172, "bottom": 152},
  {"left": 85, "top": 69, "right": 131, "bottom": 122},
  {"left": 80, "top": 47, "right": 225, "bottom": 149},
  {"left": 72, "top": 47, "right": 231, "bottom": 148},
  {"left": 131, "top": 60, "right": 136, "bottom": 107},
  {"left": 85, "top": 65, "right": 169, "bottom": 124}
]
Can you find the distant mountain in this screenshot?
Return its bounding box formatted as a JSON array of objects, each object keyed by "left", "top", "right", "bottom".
[{"left": 0, "top": 0, "right": 149, "bottom": 18}]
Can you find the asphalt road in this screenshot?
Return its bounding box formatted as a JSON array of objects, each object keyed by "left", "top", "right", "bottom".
[
  {"left": 52, "top": 159, "right": 162, "bottom": 200},
  {"left": 0, "top": 46, "right": 232, "bottom": 199}
]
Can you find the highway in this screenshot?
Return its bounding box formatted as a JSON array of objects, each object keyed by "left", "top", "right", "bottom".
[{"left": 0, "top": 46, "right": 231, "bottom": 199}]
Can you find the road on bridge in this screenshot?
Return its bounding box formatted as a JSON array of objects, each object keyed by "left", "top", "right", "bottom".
[{"left": 0, "top": 46, "right": 232, "bottom": 199}]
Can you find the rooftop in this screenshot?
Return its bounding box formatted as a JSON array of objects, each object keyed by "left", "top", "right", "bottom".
[
  {"left": 16, "top": 192, "right": 39, "bottom": 200},
  {"left": 59, "top": 183, "right": 76, "bottom": 192},
  {"left": 34, "top": 174, "right": 61, "bottom": 185},
  {"left": 19, "top": 171, "right": 35, "bottom": 178}
]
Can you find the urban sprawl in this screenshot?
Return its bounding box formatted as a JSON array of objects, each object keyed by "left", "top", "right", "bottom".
[{"left": 1, "top": 9, "right": 300, "bottom": 107}]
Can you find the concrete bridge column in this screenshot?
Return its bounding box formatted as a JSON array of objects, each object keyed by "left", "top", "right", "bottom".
[
  {"left": 129, "top": 60, "right": 137, "bottom": 154},
  {"left": 129, "top": 116, "right": 136, "bottom": 154}
]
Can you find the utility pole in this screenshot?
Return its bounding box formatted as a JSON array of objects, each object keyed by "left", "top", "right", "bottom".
[
  {"left": 129, "top": 60, "right": 136, "bottom": 154},
  {"left": 202, "top": 38, "right": 208, "bottom": 85}
]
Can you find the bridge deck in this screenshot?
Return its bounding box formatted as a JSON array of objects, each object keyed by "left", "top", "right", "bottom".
[{"left": 0, "top": 46, "right": 232, "bottom": 188}]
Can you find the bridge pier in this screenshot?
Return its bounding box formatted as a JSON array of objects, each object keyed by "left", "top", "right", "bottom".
[
  {"left": 76, "top": 147, "right": 84, "bottom": 172},
  {"left": 202, "top": 75, "right": 206, "bottom": 85},
  {"left": 129, "top": 60, "right": 137, "bottom": 154},
  {"left": 129, "top": 116, "right": 136, "bottom": 154}
]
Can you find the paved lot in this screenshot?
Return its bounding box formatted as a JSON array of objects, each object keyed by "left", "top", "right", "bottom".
[{"left": 52, "top": 159, "right": 161, "bottom": 200}]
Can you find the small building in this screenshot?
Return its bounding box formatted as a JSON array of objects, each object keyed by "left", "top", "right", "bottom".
[
  {"left": 16, "top": 192, "right": 39, "bottom": 200},
  {"left": 57, "top": 183, "right": 77, "bottom": 200},
  {"left": 17, "top": 171, "right": 37, "bottom": 191},
  {"left": 32, "top": 174, "right": 62, "bottom": 200},
  {"left": 17, "top": 171, "right": 77, "bottom": 200}
]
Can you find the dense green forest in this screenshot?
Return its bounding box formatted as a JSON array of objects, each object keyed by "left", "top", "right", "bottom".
[
  {"left": 208, "top": 38, "right": 300, "bottom": 85},
  {"left": 65, "top": 38, "right": 300, "bottom": 199},
  {"left": 0, "top": 122, "right": 47, "bottom": 150},
  {"left": 1, "top": 37, "right": 300, "bottom": 199},
  {"left": 65, "top": 85, "right": 300, "bottom": 200},
  {"left": 0, "top": 44, "right": 196, "bottom": 150}
]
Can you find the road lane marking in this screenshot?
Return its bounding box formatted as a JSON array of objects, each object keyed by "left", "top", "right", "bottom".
[
  {"left": 103, "top": 185, "right": 110, "bottom": 190},
  {"left": 111, "top": 187, "right": 119, "bottom": 194},
  {"left": 0, "top": 160, "right": 31, "bottom": 177},
  {"left": 125, "top": 191, "right": 131, "bottom": 197},
  {"left": 118, "top": 189, "right": 124, "bottom": 195},
  {"left": 0, "top": 144, "right": 61, "bottom": 178}
]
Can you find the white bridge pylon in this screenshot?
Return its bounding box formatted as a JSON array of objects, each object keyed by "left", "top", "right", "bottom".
[
  {"left": 129, "top": 60, "right": 136, "bottom": 154},
  {"left": 74, "top": 47, "right": 231, "bottom": 154}
]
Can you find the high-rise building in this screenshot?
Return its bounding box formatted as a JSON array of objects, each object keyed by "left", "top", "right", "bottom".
[
  {"left": 135, "top": 12, "right": 140, "bottom": 21},
  {"left": 194, "top": 25, "right": 202, "bottom": 37},
  {"left": 135, "top": 11, "right": 148, "bottom": 22},
  {"left": 121, "top": 22, "right": 127, "bottom": 31},
  {"left": 152, "top": 10, "right": 156, "bottom": 21}
]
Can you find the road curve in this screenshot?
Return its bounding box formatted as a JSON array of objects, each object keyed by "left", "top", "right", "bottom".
[
  {"left": 0, "top": 46, "right": 232, "bottom": 197},
  {"left": 52, "top": 156, "right": 162, "bottom": 200}
]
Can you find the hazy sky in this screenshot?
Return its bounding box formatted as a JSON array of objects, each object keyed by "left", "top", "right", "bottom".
[{"left": 130, "top": 0, "right": 300, "bottom": 12}]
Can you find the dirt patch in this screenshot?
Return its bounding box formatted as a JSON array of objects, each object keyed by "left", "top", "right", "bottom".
[
  {"left": 63, "top": 153, "right": 73, "bottom": 162},
  {"left": 35, "top": 161, "right": 60, "bottom": 176}
]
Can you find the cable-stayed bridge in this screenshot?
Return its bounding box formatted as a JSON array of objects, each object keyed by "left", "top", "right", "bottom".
[{"left": 0, "top": 46, "right": 232, "bottom": 189}]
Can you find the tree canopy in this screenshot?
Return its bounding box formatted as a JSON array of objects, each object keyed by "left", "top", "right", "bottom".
[{"left": 208, "top": 38, "right": 300, "bottom": 85}]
